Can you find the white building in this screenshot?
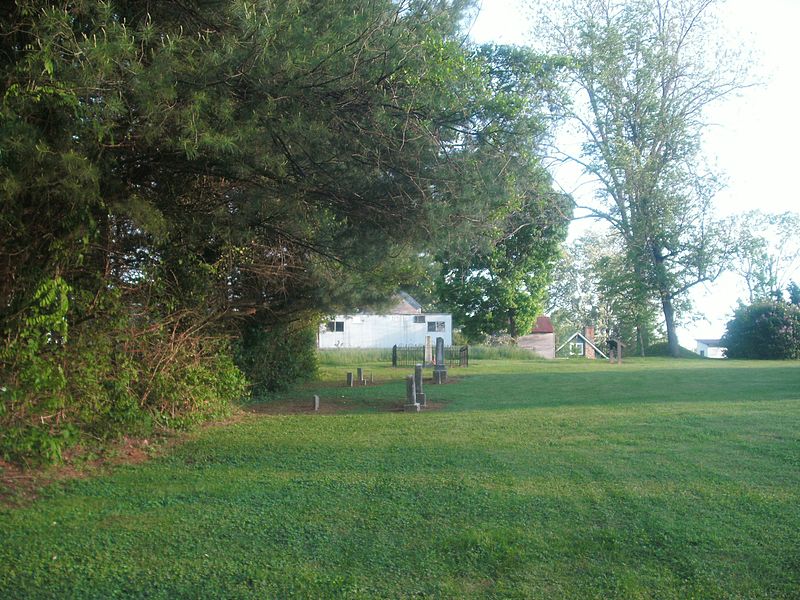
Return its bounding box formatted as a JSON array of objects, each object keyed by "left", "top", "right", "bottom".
[
  {"left": 318, "top": 293, "right": 452, "bottom": 348},
  {"left": 695, "top": 338, "right": 726, "bottom": 359}
]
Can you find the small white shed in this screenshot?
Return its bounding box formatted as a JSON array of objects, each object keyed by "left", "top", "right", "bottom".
[
  {"left": 695, "top": 338, "right": 726, "bottom": 359},
  {"left": 318, "top": 294, "right": 452, "bottom": 348}
]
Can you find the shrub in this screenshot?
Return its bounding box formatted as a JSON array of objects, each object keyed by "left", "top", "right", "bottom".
[
  {"left": 236, "top": 318, "right": 319, "bottom": 397},
  {"left": 644, "top": 342, "right": 703, "bottom": 359},
  {"left": 721, "top": 302, "right": 800, "bottom": 359},
  {"left": 0, "top": 280, "right": 248, "bottom": 465}
]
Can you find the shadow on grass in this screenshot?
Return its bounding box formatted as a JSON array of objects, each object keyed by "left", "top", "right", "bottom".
[{"left": 249, "top": 363, "right": 800, "bottom": 415}]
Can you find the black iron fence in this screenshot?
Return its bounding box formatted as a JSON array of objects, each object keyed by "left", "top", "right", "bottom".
[{"left": 391, "top": 345, "right": 469, "bottom": 368}]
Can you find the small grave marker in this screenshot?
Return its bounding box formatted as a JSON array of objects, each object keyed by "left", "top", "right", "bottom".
[
  {"left": 405, "top": 375, "right": 420, "bottom": 412},
  {"left": 414, "top": 363, "right": 426, "bottom": 407}
]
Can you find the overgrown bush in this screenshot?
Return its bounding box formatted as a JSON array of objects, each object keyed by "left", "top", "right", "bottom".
[
  {"left": 721, "top": 302, "right": 800, "bottom": 359},
  {"left": 236, "top": 319, "right": 319, "bottom": 397},
  {"left": 0, "top": 279, "right": 248, "bottom": 465}
]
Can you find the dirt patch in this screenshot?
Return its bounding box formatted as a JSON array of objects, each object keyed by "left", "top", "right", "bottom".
[{"left": 0, "top": 432, "right": 184, "bottom": 509}]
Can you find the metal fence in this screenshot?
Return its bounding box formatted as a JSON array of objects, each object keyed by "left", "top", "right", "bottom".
[{"left": 391, "top": 345, "right": 469, "bottom": 368}]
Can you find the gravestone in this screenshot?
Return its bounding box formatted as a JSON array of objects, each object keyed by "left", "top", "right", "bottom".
[
  {"left": 392, "top": 345, "right": 398, "bottom": 368},
  {"left": 405, "top": 375, "right": 420, "bottom": 412},
  {"left": 312, "top": 395, "right": 320, "bottom": 411},
  {"left": 414, "top": 363, "right": 426, "bottom": 407},
  {"left": 346, "top": 372, "right": 354, "bottom": 387},
  {"left": 424, "top": 336, "right": 433, "bottom": 366},
  {"left": 357, "top": 367, "right": 364, "bottom": 385},
  {"left": 433, "top": 337, "right": 448, "bottom": 384}
]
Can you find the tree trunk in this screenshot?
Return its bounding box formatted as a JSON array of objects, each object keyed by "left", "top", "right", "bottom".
[
  {"left": 508, "top": 310, "right": 518, "bottom": 339},
  {"left": 661, "top": 295, "right": 680, "bottom": 357},
  {"left": 651, "top": 245, "right": 680, "bottom": 358}
]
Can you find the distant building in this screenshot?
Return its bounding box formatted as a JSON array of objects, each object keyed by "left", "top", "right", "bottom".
[
  {"left": 695, "top": 338, "right": 726, "bottom": 359},
  {"left": 517, "top": 316, "right": 556, "bottom": 359},
  {"left": 317, "top": 293, "right": 452, "bottom": 348},
  {"left": 556, "top": 326, "right": 608, "bottom": 359}
]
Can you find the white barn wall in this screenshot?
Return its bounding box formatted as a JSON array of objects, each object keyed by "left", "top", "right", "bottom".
[
  {"left": 696, "top": 340, "right": 726, "bottom": 359},
  {"left": 318, "top": 314, "right": 452, "bottom": 348}
]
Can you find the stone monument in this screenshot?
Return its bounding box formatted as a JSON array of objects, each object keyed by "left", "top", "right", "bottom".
[
  {"left": 405, "top": 375, "right": 420, "bottom": 412},
  {"left": 433, "top": 337, "right": 448, "bottom": 384}
]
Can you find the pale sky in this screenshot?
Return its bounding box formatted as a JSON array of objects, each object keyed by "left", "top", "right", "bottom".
[{"left": 470, "top": 0, "right": 800, "bottom": 347}]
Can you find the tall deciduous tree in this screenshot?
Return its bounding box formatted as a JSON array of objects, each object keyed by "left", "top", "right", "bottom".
[
  {"left": 729, "top": 211, "right": 800, "bottom": 303},
  {"left": 533, "top": 0, "right": 744, "bottom": 356}
]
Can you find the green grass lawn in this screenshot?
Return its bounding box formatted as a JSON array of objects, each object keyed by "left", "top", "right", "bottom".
[{"left": 2, "top": 358, "right": 799, "bottom": 598}]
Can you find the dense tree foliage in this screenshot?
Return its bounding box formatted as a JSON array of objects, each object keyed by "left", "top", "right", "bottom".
[
  {"left": 436, "top": 183, "right": 570, "bottom": 341},
  {"left": 722, "top": 302, "right": 800, "bottom": 360},
  {"left": 534, "top": 0, "right": 742, "bottom": 357},
  {"left": 430, "top": 45, "right": 571, "bottom": 341},
  {"left": 0, "top": 0, "right": 565, "bottom": 462}
]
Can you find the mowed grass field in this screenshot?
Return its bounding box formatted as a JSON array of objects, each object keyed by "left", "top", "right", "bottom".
[{"left": 1, "top": 357, "right": 799, "bottom": 598}]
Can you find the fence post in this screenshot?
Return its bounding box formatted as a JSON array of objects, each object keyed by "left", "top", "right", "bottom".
[{"left": 392, "top": 344, "right": 398, "bottom": 368}]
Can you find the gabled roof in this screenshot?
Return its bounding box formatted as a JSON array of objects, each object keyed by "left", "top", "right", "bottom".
[
  {"left": 385, "top": 292, "right": 423, "bottom": 314},
  {"left": 556, "top": 331, "right": 609, "bottom": 359},
  {"left": 397, "top": 291, "right": 422, "bottom": 311},
  {"left": 530, "top": 316, "right": 554, "bottom": 334}
]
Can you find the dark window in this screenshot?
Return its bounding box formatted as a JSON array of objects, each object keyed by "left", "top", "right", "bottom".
[
  {"left": 427, "top": 321, "right": 445, "bottom": 332},
  {"left": 335, "top": 321, "right": 344, "bottom": 332},
  {"left": 413, "top": 315, "right": 426, "bottom": 323},
  {"left": 326, "top": 321, "right": 345, "bottom": 332}
]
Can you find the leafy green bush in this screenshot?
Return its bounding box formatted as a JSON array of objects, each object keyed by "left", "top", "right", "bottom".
[
  {"left": 0, "top": 278, "right": 73, "bottom": 463},
  {"left": 721, "top": 302, "right": 800, "bottom": 359},
  {"left": 0, "top": 280, "right": 248, "bottom": 465},
  {"left": 236, "top": 319, "right": 319, "bottom": 397}
]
